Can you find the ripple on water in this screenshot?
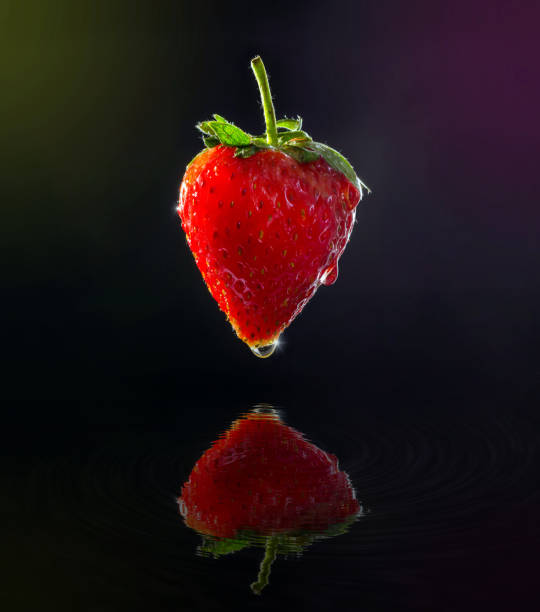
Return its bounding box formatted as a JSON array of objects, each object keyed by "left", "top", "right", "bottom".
[{"left": 21, "top": 405, "right": 540, "bottom": 595}]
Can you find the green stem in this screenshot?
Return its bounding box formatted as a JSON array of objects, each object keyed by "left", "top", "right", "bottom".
[
  {"left": 250, "top": 536, "right": 278, "bottom": 595},
  {"left": 251, "top": 56, "right": 278, "bottom": 147}
]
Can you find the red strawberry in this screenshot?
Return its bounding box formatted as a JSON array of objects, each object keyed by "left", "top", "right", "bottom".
[
  {"left": 178, "top": 56, "right": 369, "bottom": 357},
  {"left": 178, "top": 407, "right": 361, "bottom": 594}
]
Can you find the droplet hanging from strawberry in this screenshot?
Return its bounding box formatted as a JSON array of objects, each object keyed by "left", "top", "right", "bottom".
[{"left": 178, "top": 56, "right": 370, "bottom": 356}]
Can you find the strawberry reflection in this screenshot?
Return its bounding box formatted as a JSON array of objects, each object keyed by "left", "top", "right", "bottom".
[{"left": 178, "top": 406, "right": 362, "bottom": 594}]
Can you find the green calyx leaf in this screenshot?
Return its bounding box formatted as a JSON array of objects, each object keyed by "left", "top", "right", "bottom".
[
  {"left": 276, "top": 116, "right": 303, "bottom": 131},
  {"left": 197, "top": 119, "right": 251, "bottom": 146},
  {"left": 199, "top": 536, "right": 250, "bottom": 558},
  {"left": 211, "top": 122, "right": 251, "bottom": 146},
  {"left": 280, "top": 145, "right": 320, "bottom": 164},
  {"left": 234, "top": 145, "right": 266, "bottom": 159},
  {"left": 303, "top": 141, "right": 371, "bottom": 193},
  {"left": 277, "top": 130, "right": 311, "bottom": 144},
  {"left": 194, "top": 113, "right": 369, "bottom": 192},
  {"left": 194, "top": 513, "right": 361, "bottom": 559},
  {"left": 203, "top": 135, "right": 220, "bottom": 148}
]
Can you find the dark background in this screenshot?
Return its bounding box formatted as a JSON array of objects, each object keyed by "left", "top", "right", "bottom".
[{"left": 3, "top": 1, "right": 540, "bottom": 611}]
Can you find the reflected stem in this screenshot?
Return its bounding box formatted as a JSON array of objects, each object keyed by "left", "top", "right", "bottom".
[{"left": 250, "top": 536, "right": 278, "bottom": 595}]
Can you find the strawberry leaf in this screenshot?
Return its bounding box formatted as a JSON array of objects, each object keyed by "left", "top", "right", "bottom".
[
  {"left": 196, "top": 514, "right": 361, "bottom": 558},
  {"left": 305, "top": 141, "right": 370, "bottom": 192},
  {"left": 203, "top": 135, "right": 220, "bottom": 148},
  {"left": 197, "top": 119, "right": 252, "bottom": 147},
  {"left": 193, "top": 106, "right": 369, "bottom": 193},
  {"left": 196, "top": 121, "right": 217, "bottom": 136},
  {"left": 281, "top": 145, "right": 320, "bottom": 164},
  {"left": 276, "top": 117, "right": 303, "bottom": 131},
  {"left": 234, "top": 145, "right": 263, "bottom": 159},
  {"left": 208, "top": 121, "right": 251, "bottom": 146},
  {"left": 251, "top": 136, "right": 270, "bottom": 147},
  {"left": 199, "top": 536, "right": 250, "bottom": 558},
  {"left": 278, "top": 130, "right": 311, "bottom": 144}
]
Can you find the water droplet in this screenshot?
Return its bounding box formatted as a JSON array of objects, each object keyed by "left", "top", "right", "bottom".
[
  {"left": 251, "top": 340, "right": 278, "bottom": 358},
  {"left": 321, "top": 262, "right": 339, "bottom": 286}
]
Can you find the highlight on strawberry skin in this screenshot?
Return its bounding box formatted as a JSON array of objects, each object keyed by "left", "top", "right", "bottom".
[
  {"left": 178, "top": 406, "right": 363, "bottom": 595},
  {"left": 177, "top": 56, "right": 370, "bottom": 357}
]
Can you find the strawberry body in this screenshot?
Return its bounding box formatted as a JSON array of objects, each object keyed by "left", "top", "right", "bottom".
[
  {"left": 179, "top": 145, "right": 360, "bottom": 349},
  {"left": 179, "top": 410, "right": 360, "bottom": 539}
]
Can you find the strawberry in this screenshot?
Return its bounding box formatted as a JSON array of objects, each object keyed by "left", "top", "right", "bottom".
[
  {"left": 178, "top": 407, "right": 361, "bottom": 594},
  {"left": 178, "top": 56, "right": 369, "bottom": 357}
]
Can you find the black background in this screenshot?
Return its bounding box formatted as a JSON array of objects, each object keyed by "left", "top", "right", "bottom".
[{"left": 3, "top": 1, "right": 540, "bottom": 611}]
